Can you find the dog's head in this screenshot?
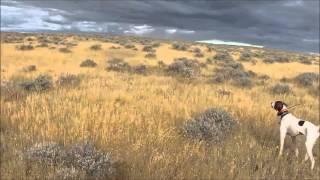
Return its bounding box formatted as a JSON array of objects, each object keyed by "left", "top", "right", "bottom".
[{"left": 271, "top": 101, "right": 288, "bottom": 112}]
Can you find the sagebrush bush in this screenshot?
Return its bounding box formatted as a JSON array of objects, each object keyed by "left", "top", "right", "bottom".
[
  {"left": 166, "top": 58, "right": 201, "bottom": 78},
  {"left": 300, "top": 59, "right": 312, "bottom": 65},
  {"left": 232, "top": 77, "right": 253, "bottom": 88},
  {"left": 90, "top": 44, "right": 102, "bottom": 51},
  {"left": 211, "top": 74, "right": 226, "bottom": 83},
  {"left": 132, "top": 65, "right": 147, "bottom": 75},
  {"left": 124, "top": 44, "right": 135, "bottom": 49},
  {"left": 56, "top": 74, "right": 81, "bottom": 87},
  {"left": 294, "top": 72, "right": 319, "bottom": 86},
  {"left": 308, "top": 85, "right": 320, "bottom": 97},
  {"left": 172, "top": 42, "right": 189, "bottom": 51},
  {"left": 68, "top": 142, "right": 116, "bottom": 179},
  {"left": 145, "top": 52, "right": 156, "bottom": 59},
  {"left": 270, "top": 83, "right": 291, "bottom": 94},
  {"left": 24, "top": 141, "right": 116, "bottom": 179},
  {"left": 18, "top": 74, "right": 53, "bottom": 92},
  {"left": 224, "top": 61, "right": 244, "bottom": 70},
  {"left": 59, "top": 47, "right": 71, "bottom": 53},
  {"left": 157, "top": 61, "right": 166, "bottom": 68},
  {"left": 142, "top": 45, "right": 155, "bottom": 52},
  {"left": 247, "top": 70, "right": 257, "bottom": 78},
  {"left": 152, "top": 42, "right": 161, "bottom": 48},
  {"left": 36, "top": 43, "right": 49, "bottom": 48},
  {"left": 106, "top": 58, "right": 131, "bottom": 72},
  {"left": 26, "top": 37, "right": 34, "bottom": 41},
  {"left": 80, "top": 59, "right": 97, "bottom": 68},
  {"left": 263, "top": 58, "right": 274, "bottom": 64},
  {"left": 280, "top": 77, "right": 289, "bottom": 83},
  {"left": 1, "top": 80, "right": 28, "bottom": 101},
  {"left": 258, "top": 74, "right": 270, "bottom": 80},
  {"left": 299, "top": 56, "right": 312, "bottom": 64},
  {"left": 212, "top": 62, "right": 251, "bottom": 83},
  {"left": 239, "top": 51, "right": 251, "bottom": 62},
  {"left": 192, "top": 47, "right": 201, "bottom": 53},
  {"left": 206, "top": 58, "right": 214, "bottom": 65},
  {"left": 24, "top": 142, "right": 67, "bottom": 165},
  {"left": 272, "top": 55, "right": 289, "bottom": 63},
  {"left": 213, "top": 52, "right": 233, "bottom": 62},
  {"left": 194, "top": 52, "right": 204, "bottom": 58},
  {"left": 16, "top": 44, "right": 34, "bottom": 51},
  {"left": 110, "top": 46, "right": 120, "bottom": 49},
  {"left": 22, "top": 65, "right": 37, "bottom": 72},
  {"left": 54, "top": 167, "right": 84, "bottom": 180},
  {"left": 182, "top": 108, "right": 237, "bottom": 142},
  {"left": 263, "top": 55, "right": 289, "bottom": 64},
  {"left": 216, "top": 89, "right": 232, "bottom": 97}
]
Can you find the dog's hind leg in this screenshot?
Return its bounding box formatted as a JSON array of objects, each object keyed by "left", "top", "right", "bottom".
[
  {"left": 306, "top": 142, "right": 315, "bottom": 170},
  {"left": 305, "top": 135, "right": 317, "bottom": 170},
  {"left": 304, "top": 153, "right": 309, "bottom": 161}
]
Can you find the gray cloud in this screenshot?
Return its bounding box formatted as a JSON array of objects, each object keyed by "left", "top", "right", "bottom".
[{"left": 1, "top": 0, "right": 319, "bottom": 53}]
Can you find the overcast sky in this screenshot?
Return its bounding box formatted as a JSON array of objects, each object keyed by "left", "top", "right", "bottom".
[{"left": 1, "top": 0, "right": 319, "bottom": 53}]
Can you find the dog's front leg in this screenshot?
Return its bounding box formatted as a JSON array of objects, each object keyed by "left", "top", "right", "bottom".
[
  {"left": 291, "top": 136, "right": 299, "bottom": 157},
  {"left": 279, "top": 128, "right": 287, "bottom": 157}
]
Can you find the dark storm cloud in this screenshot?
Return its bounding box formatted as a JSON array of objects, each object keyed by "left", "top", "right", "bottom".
[{"left": 1, "top": 0, "right": 319, "bottom": 53}]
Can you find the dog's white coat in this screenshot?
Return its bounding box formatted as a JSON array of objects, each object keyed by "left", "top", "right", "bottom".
[{"left": 271, "top": 101, "right": 320, "bottom": 170}]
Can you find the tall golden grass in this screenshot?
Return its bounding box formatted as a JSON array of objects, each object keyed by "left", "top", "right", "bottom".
[{"left": 1, "top": 33, "right": 319, "bottom": 179}]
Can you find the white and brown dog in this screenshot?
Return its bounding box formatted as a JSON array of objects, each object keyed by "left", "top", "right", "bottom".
[{"left": 271, "top": 101, "right": 319, "bottom": 170}]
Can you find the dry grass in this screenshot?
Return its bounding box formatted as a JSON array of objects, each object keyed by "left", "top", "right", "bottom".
[{"left": 1, "top": 33, "right": 320, "bottom": 179}]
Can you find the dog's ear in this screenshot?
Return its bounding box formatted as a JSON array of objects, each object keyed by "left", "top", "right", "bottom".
[{"left": 274, "top": 101, "right": 283, "bottom": 111}]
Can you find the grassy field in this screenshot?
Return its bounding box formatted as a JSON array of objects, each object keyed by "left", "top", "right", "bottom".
[{"left": 1, "top": 32, "right": 319, "bottom": 179}]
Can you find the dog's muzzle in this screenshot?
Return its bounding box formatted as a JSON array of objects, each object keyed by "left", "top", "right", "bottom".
[{"left": 271, "top": 102, "right": 275, "bottom": 109}]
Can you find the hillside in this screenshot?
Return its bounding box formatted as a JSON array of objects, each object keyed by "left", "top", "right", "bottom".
[{"left": 1, "top": 32, "right": 319, "bottom": 179}]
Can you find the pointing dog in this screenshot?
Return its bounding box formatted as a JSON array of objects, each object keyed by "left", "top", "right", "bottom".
[{"left": 271, "top": 101, "right": 320, "bottom": 170}]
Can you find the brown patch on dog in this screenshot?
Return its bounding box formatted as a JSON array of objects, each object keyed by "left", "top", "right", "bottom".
[{"left": 298, "top": 120, "right": 305, "bottom": 126}]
